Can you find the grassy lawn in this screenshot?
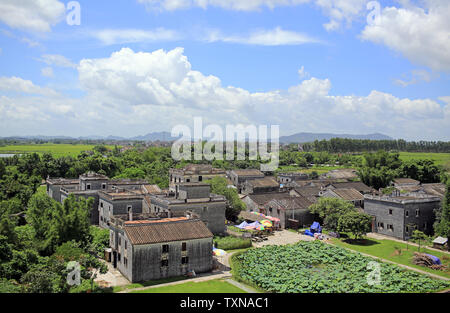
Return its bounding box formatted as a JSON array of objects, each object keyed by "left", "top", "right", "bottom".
[
  {"left": 330, "top": 237, "right": 450, "bottom": 279},
  {"left": 113, "top": 276, "right": 188, "bottom": 293},
  {"left": 0, "top": 144, "right": 118, "bottom": 157},
  {"left": 130, "top": 279, "right": 247, "bottom": 293}
]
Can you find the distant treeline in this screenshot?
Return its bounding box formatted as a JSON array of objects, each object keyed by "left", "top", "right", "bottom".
[{"left": 300, "top": 138, "right": 450, "bottom": 153}]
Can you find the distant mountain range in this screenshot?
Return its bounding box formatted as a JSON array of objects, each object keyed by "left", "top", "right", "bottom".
[{"left": 1, "top": 131, "right": 392, "bottom": 143}]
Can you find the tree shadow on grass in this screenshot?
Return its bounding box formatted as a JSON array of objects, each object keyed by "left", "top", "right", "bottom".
[{"left": 343, "top": 238, "right": 380, "bottom": 246}]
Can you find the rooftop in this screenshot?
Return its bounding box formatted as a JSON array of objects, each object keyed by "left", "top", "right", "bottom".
[
  {"left": 328, "top": 181, "right": 372, "bottom": 193},
  {"left": 245, "top": 192, "right": 291, "bottom": 206},
  {"left": 230, "top": 169, "right": 265, "bottom": 177},
  {"left": 246, "top": 177, "right": 279, "bottom": 188},
  {"left": 124, "top": 218, "right": 213, "bottom": 245},
  {"left": 267, "top": 195, "right": 313, "bottom": 211},
  {"left": 393, "top": 178, "right": 420, "bottom": 185},
  {"left": 329, "top": 188, "right": 364, "bottom": 201},
  {"left": 365, "top": 194, "right": 441, "bottom": 204},
  {"left": 80, "top": 172, "right": 109, "bottom": 180}
]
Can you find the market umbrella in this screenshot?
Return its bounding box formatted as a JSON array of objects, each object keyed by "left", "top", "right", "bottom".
[
  {"left": 213, "top": 249, "right": 226, "bottom": 256},
  {"left": 260, "top": 220, "right": 273, "bottom": 227}
]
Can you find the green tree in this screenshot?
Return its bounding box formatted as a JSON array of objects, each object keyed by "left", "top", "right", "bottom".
[
  {"left": 207, "top": 177, "right": 246, "bottom": 221},
  {"left": 412, "top": 230, "right": 427, "bottom": 252},
  {"left": 337, "top": 212, "right": 372, "bottom": 240},
  {"left": 309, "top": 198, "right": 356, "bottom": 231}
]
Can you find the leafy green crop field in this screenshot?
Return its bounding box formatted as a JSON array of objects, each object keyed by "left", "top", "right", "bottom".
[
  {"left": 234, "top": 241, "right": 450, "bottom": 293},
  {"left": 130, "top": 279, "right": 247, "bottom": 293},
  {"left": 0, "top": 144, "right": 117, "bottom": 157}
]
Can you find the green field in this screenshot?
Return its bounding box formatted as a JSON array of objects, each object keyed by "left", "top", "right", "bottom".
[
  {"left": 130, "top": 279, "right": 247, "bottom": 293},
  {"left": 330, "top": 237, "right": 450, "bottom": 279},
  {"left": 0, "top": 144, "right": 118, "bottom": 157},
  {"left": 398, "top": 152, "right": 450, "bottom": 167}
]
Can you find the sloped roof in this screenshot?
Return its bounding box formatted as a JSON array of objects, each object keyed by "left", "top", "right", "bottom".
[
  {"left": 331, "top": 188, "right": 364, "bottom": 201},
  {"left": 124, "top": 218, "right": 213, "bottom": 245},
  {"left": 329, "top": 181, "right": 372, "bottom": 193},
  {"left": 293, "top": 186, "right": 321, "bottom": 198},
  {"left": 393, "top": 178, "right": 420, "bottom": 185},
  {"left": 267, "top": 195, "right": 313, "bottom": 211},
  {"left": 231, "top": 169, "right": 264, "bottom": 177},
  {"left": 142, "top": 184, "right": 163, "bottom": 194},
  {"left": 246, "top": 177, "right": 279, "bottom": 188},
  {"left": 422, "top": 183, "right": 446, "bottom": 198},
  {"left": 246, "top": 192, "right": 291, "bottom": 206}
]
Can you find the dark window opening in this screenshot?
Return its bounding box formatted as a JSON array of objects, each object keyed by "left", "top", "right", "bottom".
[
  {"left": 161, "top": 259, "right": 169, "bottom": 267},
  {"left": 162, "top": 244, "right": 169, "bottom": 253},
  {"left": 199, "top": 176, "right": 203, "bottom": 182},
  {"left": 181, "top": 256, "right": 189, "bottom": 264},
  {"left": 182, "top": 242, "right": 187, "bottom": 251}
]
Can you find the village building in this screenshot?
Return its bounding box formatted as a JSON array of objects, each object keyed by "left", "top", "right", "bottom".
[
  {"left": 263, "top": 196, "right": 315, "bottom": 229},
  {"left": 320, "top": 188, "right": 364, "bottom": 208},
  {"left": 277, "top": 172, "right": 309, "bottom": 184},
  {"left": 242, "top": 191, "right": 291, "bottom": 213},
  {"left": 241, "top": 177, "right": 279, "bottom": 195},
  {"left": 324, "top": 181, "right": 373, "bottom": 194},
  {"left": 319, "top": 169, "right": 358, "bottom": 180},
  {"left": 391, "top": 178, "right": 421, "bottom": 188},
  {"left": 289, "top": 186, "right": 321, "bottom": 203},
  {"left": 149, "top": 183, "right": 227, "bottom": 235},
  {"left": 46, "top": 172, "right": 162, "bottom": 225},
  {"left": 364, "top": 194, "right": 441, "bottom": 240},
  {"left": 98, "top": 189, "right": 144, "bottom": 229},
  {"left": 109, "top": 215, "right": 213, "bottom": 283},
  {"left": 169, "top": 164, "right": 226, "bottom": 191},
  {"left": 227, "top": 169, "right": 265, "bottom": 193}
]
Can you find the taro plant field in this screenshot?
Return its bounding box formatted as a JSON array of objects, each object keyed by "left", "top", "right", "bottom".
[{"left": 233, "top": 241, "right": 450, "bottom": 293}]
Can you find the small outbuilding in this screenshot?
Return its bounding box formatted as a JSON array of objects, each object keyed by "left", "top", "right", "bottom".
[{"left": 432, "top": 236, "right": 448, "bottom": 250}]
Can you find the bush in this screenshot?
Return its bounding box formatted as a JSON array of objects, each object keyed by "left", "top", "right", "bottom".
[{"left": 213, "top": 236, "right": 252, "bottom": 250}]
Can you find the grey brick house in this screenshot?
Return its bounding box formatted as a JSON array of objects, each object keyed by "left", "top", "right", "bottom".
[
  {"left": 169, "top": 164, "right": 226, "bottom": 191},
  {"left": 109, "top": 216, "right": 213, "bottom": 283},
  {"left": 149, "top": 183, "right": 227, "bottom": 235},
  {"left": 364, "top": 194, "right": 441, "bottom": 240},
  {"left": 227, "top": 169, "right": 265, "bottom": 193}
]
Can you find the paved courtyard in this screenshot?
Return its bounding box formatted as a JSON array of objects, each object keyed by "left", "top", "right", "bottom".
[{"left": 254, "top": 229, "right": 314, "bottom": 247}]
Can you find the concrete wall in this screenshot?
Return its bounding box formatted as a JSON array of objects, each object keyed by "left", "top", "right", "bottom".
[
  {"left": 150, "top": 199, "right": 226, "bottom": 235},
  {"left": 364, "top": 198, "right": 438, "bottom": 240},
  {"left": 119, "top": 237, "right": 213, "bottom": 283},
  {"left": 80, "top": 179, "right": 108, "bottom": 191},
  {"left": 99, "top": 197, "right": 143, "bottom": 228},
  {"left": 177, "top": 184, "right": 211, "bottom": 200}
]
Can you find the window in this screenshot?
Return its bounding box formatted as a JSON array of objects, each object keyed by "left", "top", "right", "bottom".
[
  {"left": 161, "top": 259, "right": 169, "bottom": 267},
  {"left": 387, "top": 224, "right": 394, "bottom": 231},
  {"left": 124, "top": 257, "right": 128, "bottom": 267},
  {"left": 406, "top": 226, "right": 409, "bottom": 233},
  {"left": 127, "top": 205, "right": 132, "bottom": 213},
  {"left": 182, "top": 242, "right": 187, "bottom": 251},
  {"left": 162, "top": 244, "right": 169, "bottom": 253},
  {"left": 100, "top": 202, "right": 103, "bottom": 208},
  {"left": 388, "top": 209, "right": 393, "bottom": 215},
  {"left": 118, "top": 253, "right": 121, "bottom": 262},
  {"left": 118, "top": 237, "right": 121, "bottom": 246},
  {"left": 405, "top": 210, "right": 409, "bottom": 217},
  {"left": 199, "top": 176, "right": 203, "bottom": 182},
  {"left": 86, "top": 184, "right": 91, "bottom": 190},
  {"left": 377, "top": 222, "right": 384, "bottom": 229},
  {"left": 269, "top": 207, "right": 273, "bottom": 213},
  {"left": 277, "top": 209, "right": 280, "bottom": 215},
  {"left": 102, "top": 183, "right": 106, "bottom": 190},
  {"left": 125, "top": 241, "right": 127, "bottom": 250},
  {"left": 416, "top": 209, "right": 420, "bottom": 217},
  {"left": 181, "top": 256, "right": 189, "bottom": 264},
  {"left": 423, "top": 222, "right": 427, "bottom": 230},
  {"left": 186, "top": 179, "right": 190, "bottom": 183}
]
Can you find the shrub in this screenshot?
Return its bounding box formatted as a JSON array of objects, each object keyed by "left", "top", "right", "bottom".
[{"left": 213, "top": 236, "right": 252, "bottom": 250}]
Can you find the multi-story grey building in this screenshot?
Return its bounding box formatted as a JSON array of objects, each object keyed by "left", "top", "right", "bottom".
[
  {"left": 109, "top": 215, "right": 213, "bottom": 283},
  {"left": 277, "top": 172, "right": 309, "bottom": 184},
  {"left": 227, "top": 169, "right": 265, "bottom": 193},
  {"left": 47, "top": 172, "right": 154, "bottom": 225},
  {"left": 364, "top": 194, "right": 441, "bottom": 240},
  {"left": 169, "top": 164, "right": 226, "bottom": 191},
  {"left": 149, "top": 183, "right": 227, "bottom": 235},
  {"left": 98, "top": 189, "right": 144, "bottom": 229},
  {"left": 241, "top": 177, "right": 279, "bottom": 195}
]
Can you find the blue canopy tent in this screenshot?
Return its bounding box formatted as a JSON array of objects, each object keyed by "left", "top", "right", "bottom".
[
  {"left": 235, "top": 221, "right": 249, "bottom": 229},
  {"left": 310, "top": 222, "right": 322, "bottom": 234}
]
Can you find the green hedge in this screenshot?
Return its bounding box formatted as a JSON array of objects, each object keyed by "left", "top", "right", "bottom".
[{"left": 214, "top": 236, "right": 252, "bottom": 250}]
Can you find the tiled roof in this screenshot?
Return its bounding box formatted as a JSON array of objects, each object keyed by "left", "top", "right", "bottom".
[
  {"left": 124, "top": 218, "right": 213, "bottom": 245},
  {"left": 246, "top": 177, "right": 279, "bottom": 188},
  {"left": 231, "top": 169, "right": 264, "bottom": 177},
  {"left": 329, "top": 181, "right": 372, "bottom": 193},
  {"left": 267, "top": 195, "right": 313, "bottom": 211},
  {"left": 393, "top": 178, "right": 420, "bottom": 185},
  {"left": 331, "top": 188, "right": 364, "bottom": 201},
  {"left": 246, "top": 192, "right": 291, "bottom": 206},
  {"left": 293, "top": 186, "right": 321, "bottom": 198},
  {"left": 142, "top": 184, "right": 163, "bottom": 194}
]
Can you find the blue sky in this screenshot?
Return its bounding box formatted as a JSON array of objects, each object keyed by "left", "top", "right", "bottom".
[{"left": 0, "top": 0, "right": 449, "bottom": 140}]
